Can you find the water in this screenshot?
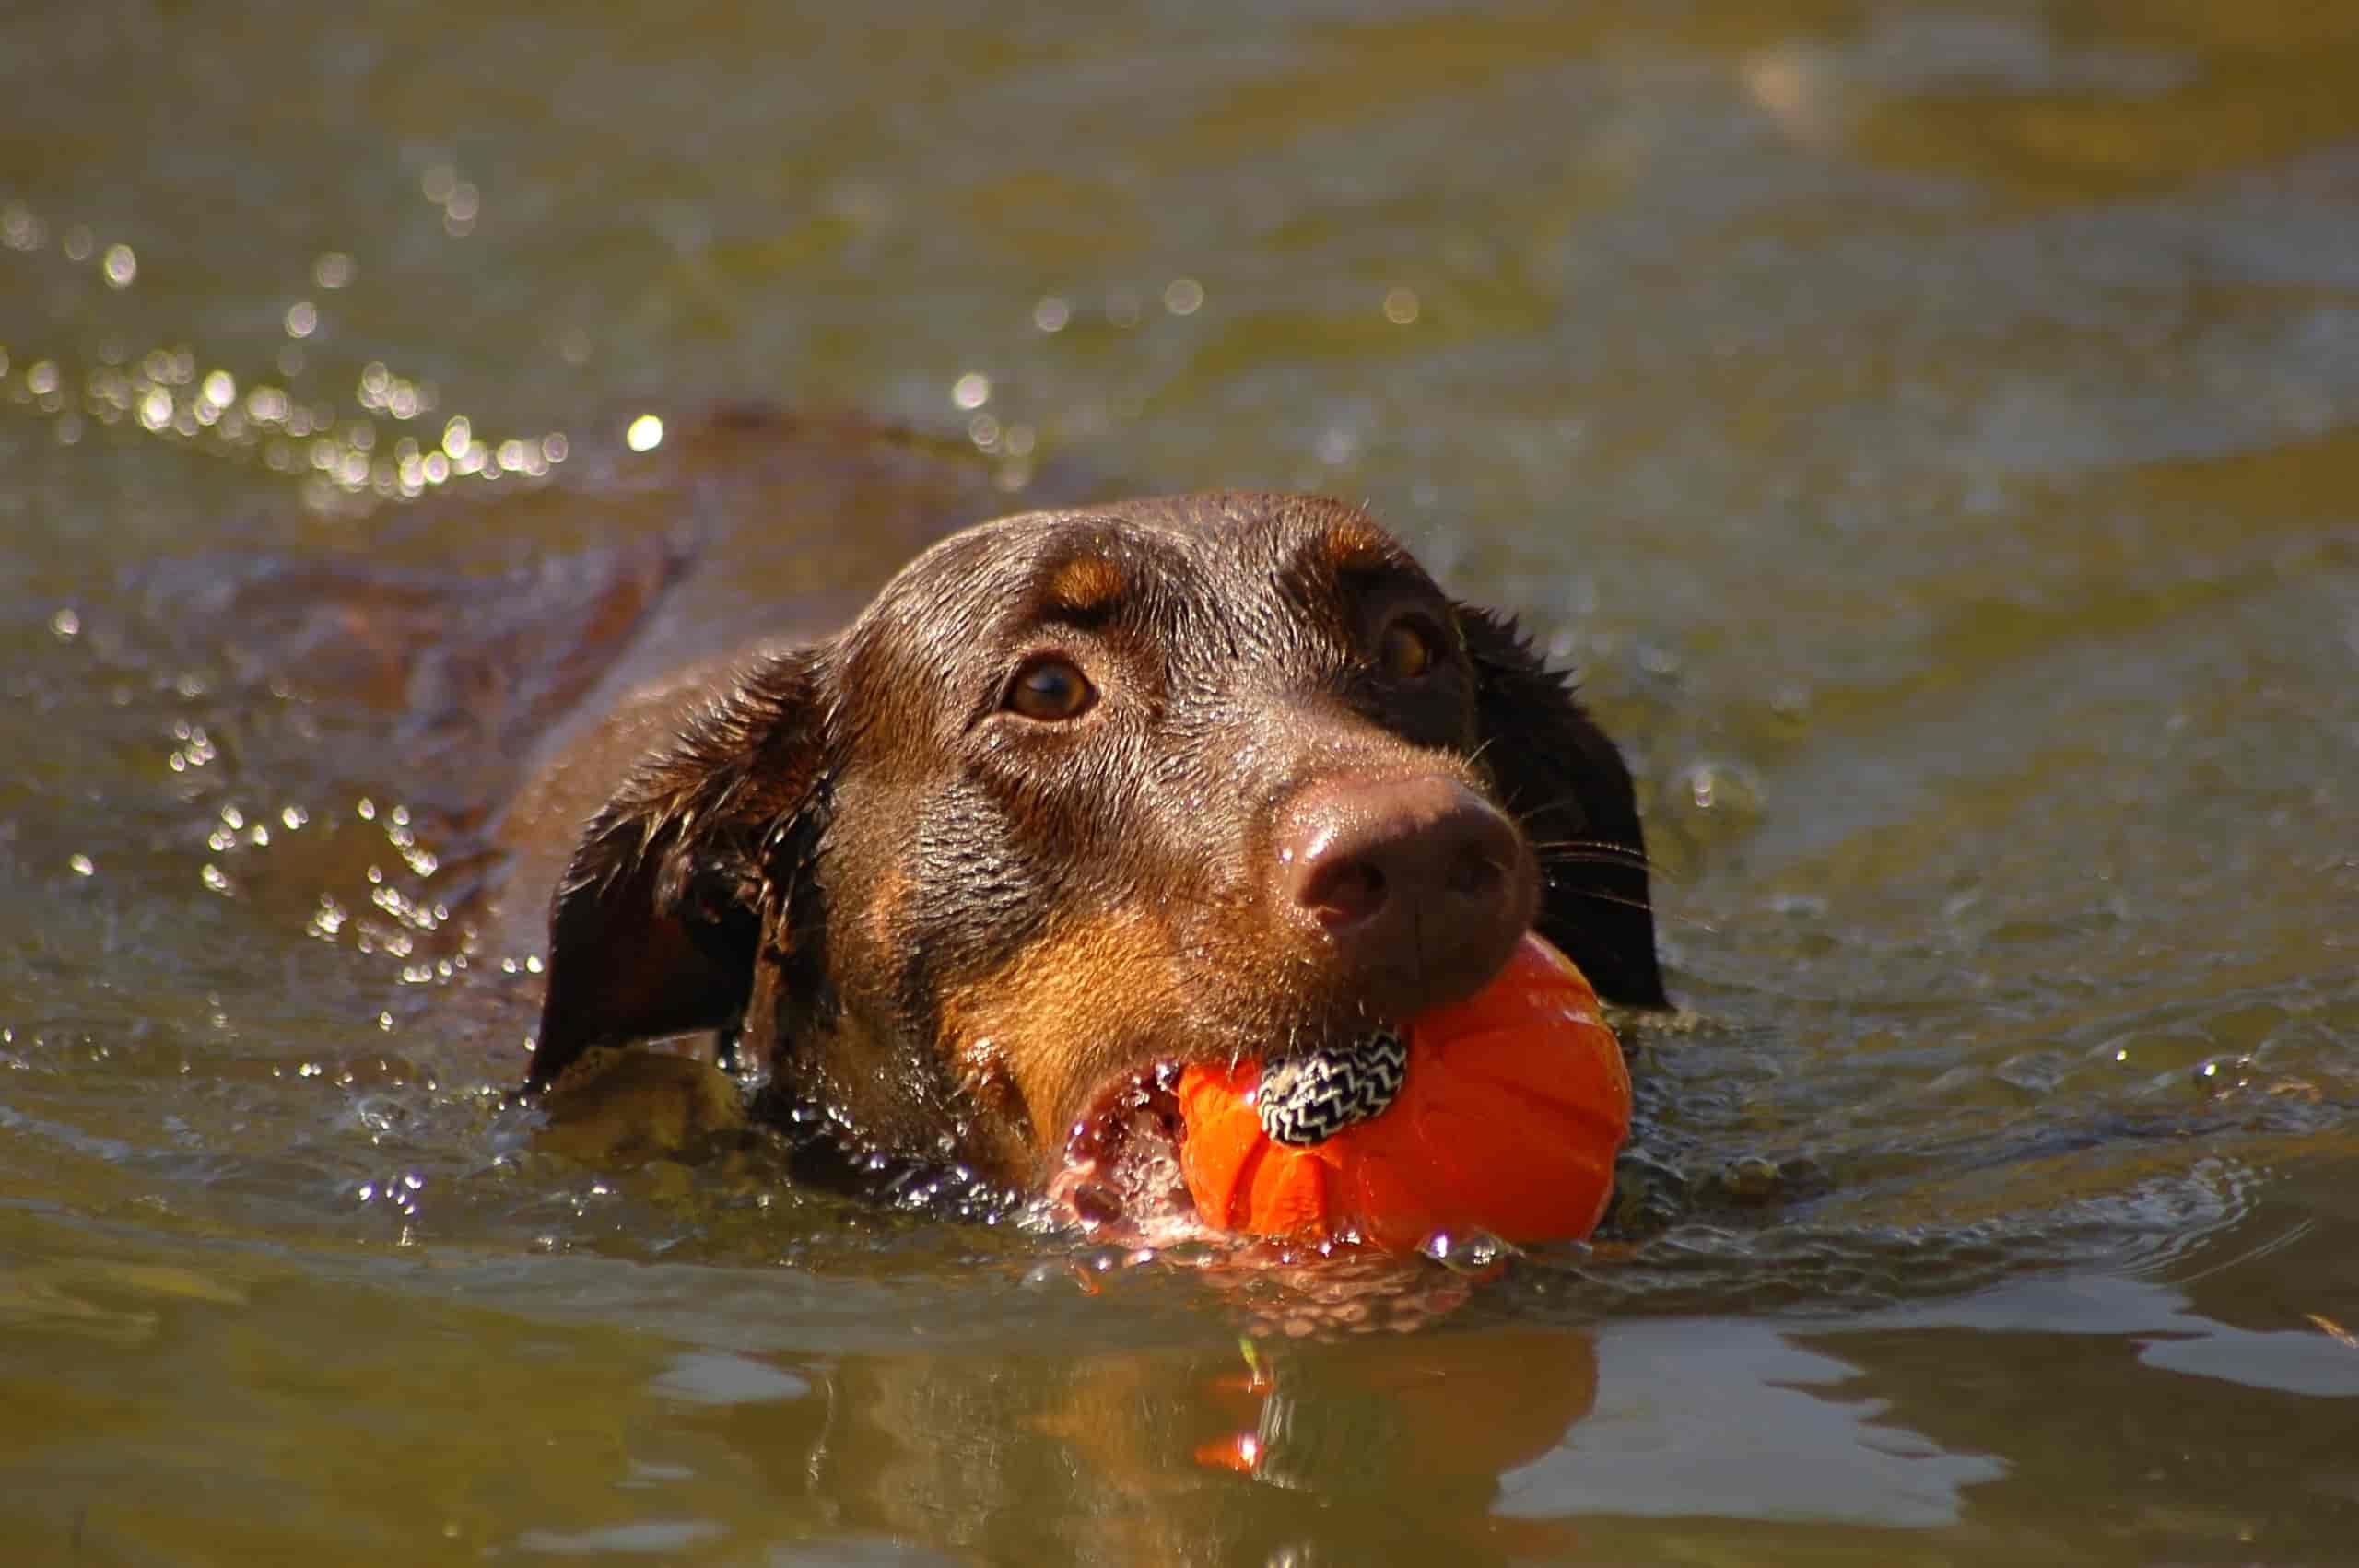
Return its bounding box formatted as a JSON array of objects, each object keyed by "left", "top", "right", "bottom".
[{"left": 5, "top": 2, "right": 2357, "bottom": 1562}]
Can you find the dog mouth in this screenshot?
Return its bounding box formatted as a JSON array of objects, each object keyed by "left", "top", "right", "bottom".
[
  {"left": 1046, "top": 1059, "right": 1201, "bottom": 1244},
  {"left": 1044, "top": 1024, "right": 1412, "bottom": 1245}
]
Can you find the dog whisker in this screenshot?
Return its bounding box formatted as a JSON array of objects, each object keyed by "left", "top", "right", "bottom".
[
  {"left": 1541, "top": 878, "right": 1714, "bottom": 935},
  {"left": 1535, "top": 848, "right": 1662, "bottom": 879}
]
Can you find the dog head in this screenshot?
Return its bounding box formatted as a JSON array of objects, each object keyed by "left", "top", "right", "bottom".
[{"left": 530, "top": 494, "right": 1662, "bottom": 1187}]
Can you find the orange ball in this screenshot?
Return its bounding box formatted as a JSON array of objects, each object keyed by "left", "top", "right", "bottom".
[{"left": 1177, "top": 934, "right": 1630, "bottom": 1252}]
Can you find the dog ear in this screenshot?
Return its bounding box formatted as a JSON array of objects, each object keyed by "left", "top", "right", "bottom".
[
  {"left": 527, "top": 647, "right": 834, "bottom": 1089},
  {"left": 1457, "top": 606, "right": 1667, "bottom": 1006}
]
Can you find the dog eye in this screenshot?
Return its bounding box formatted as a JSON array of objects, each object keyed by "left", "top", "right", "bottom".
[
  {"left": 1375, "top": 616, "right": 1438, "bottom": 680},
  {"left": 1004, "top": 655, "right": 1097, "bottom": 720}
]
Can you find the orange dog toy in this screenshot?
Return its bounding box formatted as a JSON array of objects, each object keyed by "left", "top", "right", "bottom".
[{"left": 1177, "top": 933, "right": 1630, "bottom": 1252}]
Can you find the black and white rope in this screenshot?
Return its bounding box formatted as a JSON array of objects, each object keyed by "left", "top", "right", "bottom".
[{"left": 1255, "top": 1028, "right": 1408, "bottom": 1147}]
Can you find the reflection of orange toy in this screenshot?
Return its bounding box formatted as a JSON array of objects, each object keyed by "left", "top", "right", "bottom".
[{"left": 1178, "top": 934, "right": 1629, "bottom": 1252}]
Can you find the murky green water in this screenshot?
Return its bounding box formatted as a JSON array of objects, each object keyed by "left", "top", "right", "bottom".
[{"left": 6, "top": 2, "right": 2358, "bottom": 1562}]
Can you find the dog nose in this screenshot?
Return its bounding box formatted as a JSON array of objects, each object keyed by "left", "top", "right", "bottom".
[{"left": 1273, "top": 774, "right": 1535, "bottom": 1018}]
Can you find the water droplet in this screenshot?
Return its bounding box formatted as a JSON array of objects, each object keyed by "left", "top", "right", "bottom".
[
  {"left": 1, "top": 203, "right": 41, "bottom": 250},
  {"left": 101, "top": 243, "right": 135, "bottom": 288},
  {"left": 951, "top": 372, "right": 991, "bottom": 410},
  {"left": 1420, "top": 1228, "right": 1511, "bottom": 1273}
]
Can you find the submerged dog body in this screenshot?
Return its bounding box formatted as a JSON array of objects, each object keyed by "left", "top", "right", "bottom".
[{"left": 522, "top": 484, "right": 1663, "bottom": 1195}]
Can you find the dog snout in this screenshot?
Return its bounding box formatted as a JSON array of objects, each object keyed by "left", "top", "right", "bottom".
[{"left": 1273, "top": 773, "right": 1536, "bottom": 1018}]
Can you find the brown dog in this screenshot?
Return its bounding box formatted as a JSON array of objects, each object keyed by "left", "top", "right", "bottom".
[{"left": 512, "top": 466, "right": 1664, "bottom": 1205}]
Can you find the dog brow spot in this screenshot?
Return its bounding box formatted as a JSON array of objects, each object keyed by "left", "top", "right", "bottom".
[
  {"left": 1318, "top": 515, "right": 1397, "bottom": 575},
  {"left": 1042, "top": 554, "right": 1124, "bottom": 615}
]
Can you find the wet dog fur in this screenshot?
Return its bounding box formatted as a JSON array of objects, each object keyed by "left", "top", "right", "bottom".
[{"left": 522, "top": 486, "right": 1664, "bottom": 1189}]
